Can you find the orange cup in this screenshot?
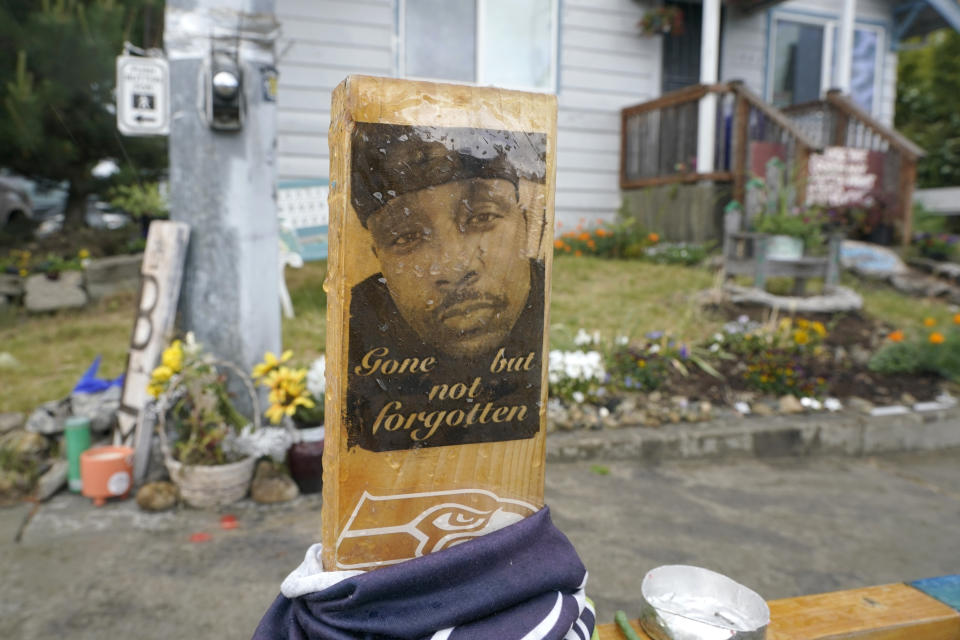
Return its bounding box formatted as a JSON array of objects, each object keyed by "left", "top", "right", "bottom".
[{"left": 80, "top": 445, "right": 134, "bottom": 507}]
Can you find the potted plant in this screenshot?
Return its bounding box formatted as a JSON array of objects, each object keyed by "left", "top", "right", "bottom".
[
  {"left": 747, "top": 170, "right": 825, "bottom": 259},
  {"left": 148, "top": 334, "right": 259, "bottom": 507},
  {"left": 636, "top": 5, "right": 684, "bottom": 36},
  {"left": 252, "top": 351, "right": 325, "bottom": 494}
]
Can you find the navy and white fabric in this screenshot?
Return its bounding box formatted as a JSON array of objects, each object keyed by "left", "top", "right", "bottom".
[{"left": 253, "top": 506, "right": 595, "bottom": 640}]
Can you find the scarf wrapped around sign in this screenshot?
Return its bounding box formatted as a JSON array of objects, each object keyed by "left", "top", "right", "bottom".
[{"left": 252, "top": 507, "right": 596, "bottom": 640}]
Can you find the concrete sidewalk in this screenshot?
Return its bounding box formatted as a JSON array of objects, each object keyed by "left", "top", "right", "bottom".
[{"left": 2, "top": 447, "right": 959, "bottom": 638}]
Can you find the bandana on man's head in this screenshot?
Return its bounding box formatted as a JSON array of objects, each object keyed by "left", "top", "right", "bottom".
[{"left": 350, "top": 123, "right": 547, "bottom": 228}]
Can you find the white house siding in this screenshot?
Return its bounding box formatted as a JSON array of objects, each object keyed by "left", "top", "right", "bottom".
[
  {"left": 555, "top": 0, "right": 659, "bottom": 229},
  {"left": 275, "top": 0, "right": 396, "bottom": 181},
  {"left": 720, "top": 0, "right": 897, "bottom": 126},
  {"left": 275, "top": 0, "right": 660, "bottom": 229}
]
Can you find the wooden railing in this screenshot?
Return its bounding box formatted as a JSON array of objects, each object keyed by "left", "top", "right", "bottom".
[
  {"left": 784, "top": 90, "right": 926, "bottom": 244},
  {"left": 620, "top": 82, "right": 822, "bottom": 210}
]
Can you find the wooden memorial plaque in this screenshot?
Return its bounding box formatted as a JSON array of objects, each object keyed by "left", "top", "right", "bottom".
[{"left": 323, "top": 75, "right": 557, "bottom": 570}]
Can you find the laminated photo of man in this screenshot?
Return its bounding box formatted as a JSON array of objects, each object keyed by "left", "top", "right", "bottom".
[{"left": 346, "top": 123, "right": 548, "bottom": 452}]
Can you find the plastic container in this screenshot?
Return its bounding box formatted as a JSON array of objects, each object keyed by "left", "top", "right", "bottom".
[
  {"left": 80, "top": 445, "right": 134, "bottom": 506},
  {"left": 64, "top": 416, "right": 92, "bottom": 493}
]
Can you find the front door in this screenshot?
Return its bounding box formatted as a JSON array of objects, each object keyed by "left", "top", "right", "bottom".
[{"left": 661, "top": 1, "right": 702, "bottom": 93}]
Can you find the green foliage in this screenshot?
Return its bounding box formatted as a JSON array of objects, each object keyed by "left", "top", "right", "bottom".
[
  {"left": 0, "top": 0, "right": 167, "bottom": 227},
  {"left": 869, "top": 321, "right": 960, "bottom": 381},
  {"left": 108, "top": 181, "right": 168, "bottom": 219},
  {"left": 896, "top": 29, "right": 960, "bottom": 188}
]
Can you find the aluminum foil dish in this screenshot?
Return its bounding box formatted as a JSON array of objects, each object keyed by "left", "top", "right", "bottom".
[{"left": 639, "top": 565, "right": 770, "bottom": 640}]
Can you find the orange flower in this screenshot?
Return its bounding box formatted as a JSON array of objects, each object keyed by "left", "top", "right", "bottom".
[
  {"left": 648, "top": 232, "right": 660, "bottom": 243},
  {"left": 887, "top": 330, "right": 904, "bottom": 343},
  {"left": 554, "top": 239, "right": 564, "bottom": 250},
  {"left": 923, "top": 317, "right": 936, "bottom": 327},
  {"left": 929, "top": 332, "right": 945, "bottom": 344},
  {"left": 578, "top": 232, "right": 590, "bottom": 242},
  {"left": 587, "top": 239, "right": 596, "bottom": 250},
  {"left": 595, "top": 228, "right": 608, "bottom": 238},
  {"left": 574, "top": 250, "right": 583, "bottom": 257},
  {"left": 953, "top": 313, "right": 960, "bottom": 325}
]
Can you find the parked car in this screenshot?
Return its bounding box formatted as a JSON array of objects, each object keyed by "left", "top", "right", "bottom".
[{"left": 0, "top": 176, "right": 34, "bottom": 235}]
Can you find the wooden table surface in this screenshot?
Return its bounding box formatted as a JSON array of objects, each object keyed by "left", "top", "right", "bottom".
[{"left": 597, "top": 582, "right": 960, "bottom": 640}]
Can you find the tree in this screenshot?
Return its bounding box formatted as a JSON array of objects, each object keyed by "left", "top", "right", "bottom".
[
  {"left": 896, "top": 29, "right": 960, "bottom": 188},
  {"left": 0, "top": 0, "right": 167, "bottom": 229}
]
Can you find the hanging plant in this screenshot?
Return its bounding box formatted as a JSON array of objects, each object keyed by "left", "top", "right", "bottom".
[{"left": 637, "top": 6, "right": 685, "bottom": 36}]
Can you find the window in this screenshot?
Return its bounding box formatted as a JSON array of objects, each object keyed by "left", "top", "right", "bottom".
[
  {"left": 401, "top": 0, "right": 558, "bottom": 92},
  {"left": 768, "top": 12, "right": 885, "bottom": 115}
]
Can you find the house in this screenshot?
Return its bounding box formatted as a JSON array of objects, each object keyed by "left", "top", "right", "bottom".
[{"left": 273, "top": 0, "right": 959, "bottom": 236}]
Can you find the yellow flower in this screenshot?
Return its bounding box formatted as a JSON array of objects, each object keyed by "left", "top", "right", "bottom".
[
  {"left": 811, "top": 321, "right": 827, "bottom": 337},
  {"left": 18, "top": 268, "right": 27, "bottom": 277},
  {"left": 929, "top": 332, "right": 945, "bottom": 345},
  {"left": 161, "top": 340, "right": 183, "bottom": 372},
  {"left": 265, "top": 403, "right": 287, "bottom": 424},
  {"left": 252, "top": 350, "right": 293, "bottom": 380},
  {"left": 796, "top": 318, "right": 809, "bottom": 329},
  {"left": 146, "top": 365, "right": 174, "bottom": 398},
  {"left": 793, "top": 329, "right": 810, "bottom": 345},
  {"left": 78, "top": 248, "right": 90, "bottom": 259},
  {"left": 923, "top": 317, "right": 936, "bottom": 327}
]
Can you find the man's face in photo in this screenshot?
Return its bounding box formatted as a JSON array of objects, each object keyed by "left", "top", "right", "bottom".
[{"left": 367, "top": 177, "right": 531, "bottom": 359}]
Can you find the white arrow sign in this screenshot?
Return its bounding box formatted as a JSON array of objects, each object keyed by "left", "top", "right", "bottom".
[{"left": 116, "top": 55, "right": 170, "bottom": 136}]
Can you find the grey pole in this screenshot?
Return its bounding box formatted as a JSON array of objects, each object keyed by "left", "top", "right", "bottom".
[{"left": 164, "top": 0, "right": 281, "bottom": 410}]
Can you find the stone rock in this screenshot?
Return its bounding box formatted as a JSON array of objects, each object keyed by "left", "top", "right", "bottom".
[
  {"left": 619, "top": 409, "right": 647, "bottom": 426},
  {"left": 648, "top": 391, "right": 662, "bottom": 403},
  {"left": 70, "top": 386, "right": 121, "bottom": 433},
  {"left": 778, "top": 395, "right": 804, "bottom": 415},
  {"left": 753, "top": 403, "right": 775, "bottom": 417},
  {"left": 0, "top": 273, "right": 22, "bottom": 297},
  {"left": 840, "top": 240, "right": 909, "bottom": 279},
  {"left": 698, "top": 401, "right": 713, "bottom": 419},
  {"left": 251, "top": 461, "right": 299, "bottom": 504},
  {"left": 901, "top": 393, "right": 918, "bottom": 406},
  {"left": 33, "top": 459, "right": 67, "bottom": 501},
  {"left": 848, "top": 397, "right": 875, "bottom": 414},
  {"left": 670, "top": 395, "right": 690, "bottom": 409},
  {"left": 0, "top": 470, "right": 33, "bottom": 505},
  {"left": 643, "top": 414, "right": 661, "bottom": 428},
  {"left": 667, "top": 411, "right": 681, "bottom": 424},
  {"left": 83, "top": 254, "right": 143, "bottom": 301},
  {"left": 25, "top": 397, "right": 71, "bottom": 435},
  {"left": 24, "top": 271, "right": 88, "bottom": 313},
  {"left": 0, "top": 412, "right": 25, "bottom": 434},
  {"left": 724, "top": 283, "right": 863, "bottom": 313},
  {"left": 136, "top": 481, "right": 179, "bottom": 511},
  {"left": 1, "top": 430, "right": 49, "bottom": 459},
  {"left": 850, "top": 345, "right": 873, "bottom": 367}
]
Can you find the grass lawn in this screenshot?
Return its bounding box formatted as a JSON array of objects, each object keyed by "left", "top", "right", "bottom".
[{"left": 1, "top": 256, "right": 955, "bottom": 414}]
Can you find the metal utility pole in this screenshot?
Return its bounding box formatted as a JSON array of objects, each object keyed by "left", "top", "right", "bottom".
[{"left": 164, "top": 0, "right": 281, "bottom": 402}]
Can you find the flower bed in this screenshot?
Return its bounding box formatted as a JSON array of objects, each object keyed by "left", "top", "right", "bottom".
[{"left": 548, "top": 308, "right": 947, "bottom": 426}]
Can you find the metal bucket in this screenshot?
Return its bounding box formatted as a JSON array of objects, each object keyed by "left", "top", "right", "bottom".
[{"left": 639, "top": 565, "right": 769, "bottom": 640}]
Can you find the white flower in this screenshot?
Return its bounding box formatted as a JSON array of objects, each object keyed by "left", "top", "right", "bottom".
[
  {"left": 734, "top": 401, "right": 751, "bottom": 415},
  {"left": 713, "top": 333, "right": 724, "bottom": 342},
  {"left": 615, "top": 335, "right": 629, "bottom": 346},
  {"left": 307, "top": 355, "right": 326, "bottom": 398},
  {"left": 548, "top": 349, "right": 606, "bottom": 384},
  {"left": 648, "top": 344, "right": 660, "bottom": 354},
  {"left": 824, "top": 398, "right": 842, "bottom": 412},
  {"left": 573, "top": 328, "right": 597, "bottom": 347},
  {"left": 709, "top": 343, "right": 720, "bottom": 352},
  {"left": 572, "top": 391, "right": 585, "bottom": 404},
  {"left": 235, "top": 425, "right": 294, "bottom": 462}
]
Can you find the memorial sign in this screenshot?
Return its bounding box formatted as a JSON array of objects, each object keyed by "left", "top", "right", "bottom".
[
  {"left": 113, "top": 221, "right": 190, "bottom": 482},
  {"left": 806, "top": 146, "right": 884, "bottom": 207},
  {"left": 323, "top": 76, "right": 557, "bottom": 570}
]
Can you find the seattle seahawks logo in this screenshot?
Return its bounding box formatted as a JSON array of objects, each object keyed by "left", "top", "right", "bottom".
[{"left": 335, "top": 489, "right": 538, "bottom": 570}]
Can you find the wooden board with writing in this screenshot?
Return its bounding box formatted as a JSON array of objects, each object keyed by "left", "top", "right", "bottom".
[{"left": 323, "top": 75, "right": 557, "bottom": 571}]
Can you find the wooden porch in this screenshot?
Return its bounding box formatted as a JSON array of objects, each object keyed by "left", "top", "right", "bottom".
[{"left": 620, "top": 83, "right": 924, "bottom": 245}]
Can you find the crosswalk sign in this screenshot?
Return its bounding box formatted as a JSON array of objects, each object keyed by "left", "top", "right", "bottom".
[{"left": 116, "top": 55, "right": 170, "bottom": 136}]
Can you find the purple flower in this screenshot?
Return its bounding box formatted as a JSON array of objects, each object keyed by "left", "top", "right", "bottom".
[
  {"left": 679, "top": 345, "right": 689, "bottom": 359},
  {"left": 646, "top": 330, "right": 664, "bottom": 340}
]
